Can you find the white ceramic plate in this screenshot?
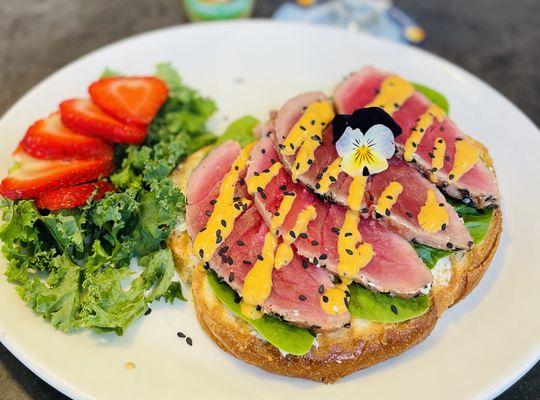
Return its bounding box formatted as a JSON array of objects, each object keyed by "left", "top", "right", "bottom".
[{"left": 0, "top": 21, "right": 538, "bottom": 400}]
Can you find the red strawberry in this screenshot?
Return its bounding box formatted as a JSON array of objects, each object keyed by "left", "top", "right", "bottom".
[
  {"left": 0, "top": 147, "right": 114, "bottom": 200},
  {"left": 21, "top": 112, "right": 113, "bottom": 160},
  {"left": 89, "top": 76, "right": 168, "bottom": 126},
  {"left": 60, "top": 98, "right": 147, "bottom": 145},
  {"left": 35, "top": 181, "right": 115, "bottom": 210}
]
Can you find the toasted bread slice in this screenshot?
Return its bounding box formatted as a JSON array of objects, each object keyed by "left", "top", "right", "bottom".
[{"left": 169, "top": 138, "right": 502, "bottom": 383}]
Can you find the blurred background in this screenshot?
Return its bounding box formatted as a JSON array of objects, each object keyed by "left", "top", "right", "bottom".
[{"left": 0, "top": 0, "right": 539, "bottom": 399}]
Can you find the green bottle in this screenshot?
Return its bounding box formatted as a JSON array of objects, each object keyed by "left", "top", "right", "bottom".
[{"left": 183, "top": 0, "right": 255, "bottom": 21}]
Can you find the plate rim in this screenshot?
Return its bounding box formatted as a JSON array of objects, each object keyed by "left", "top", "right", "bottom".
[{"left": 0, "top": 19, "right": 538, "bottom": 400}]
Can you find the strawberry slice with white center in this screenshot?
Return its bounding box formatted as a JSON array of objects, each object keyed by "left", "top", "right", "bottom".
[
  {"left": 21, "top": 112, "right": 112, "bottom": 160},
  {"left": 0, "top": 147, "right": 114, "bottom": 200},
  {"left": 89, "top": 76, "right": 168, "bottom": 126},
  {"left": 60, "top": 98, "right": 147, "bottom": 144},
  {"left": 35, "top": 181, "right": 115, "bottom": 210}
]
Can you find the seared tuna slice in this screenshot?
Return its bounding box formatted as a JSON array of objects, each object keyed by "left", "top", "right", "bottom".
[
  {"left": 273, "top": 93, "right": 472, "bottom": 250},
  {"left": 248, "top": 134, "right": 433, "bottom": 297},
  {"left": 186, "top": 141, "right": 349, "bottom": 331},
  {"left": 334, "top": 66, "right": 499, "bottom": 208}
]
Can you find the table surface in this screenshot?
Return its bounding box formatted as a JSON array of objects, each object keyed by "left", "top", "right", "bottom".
[{"left": 1, "top": 0, "right": 538, "bottom": 399}]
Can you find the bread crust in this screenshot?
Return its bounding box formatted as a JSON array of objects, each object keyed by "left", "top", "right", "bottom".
[{"left": 172, "top": 135, "right": 502, "bottom": 383}]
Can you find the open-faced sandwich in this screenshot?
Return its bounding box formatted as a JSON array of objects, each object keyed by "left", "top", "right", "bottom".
[{"left": 169, "top": 66, "right": 502, "bottom": 383}]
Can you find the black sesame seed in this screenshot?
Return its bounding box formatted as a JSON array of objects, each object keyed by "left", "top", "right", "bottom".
[
  {"left": 390, "top": 305, "right": 398, "bottom": 315},
  {"left": 322, "top": 295, "right": 329, "bottom": 303},
  {"left": 261, "top": 192, "right": 267, "bottom": 200},
  {"left": 431, "top": 167, "right": 438, "bottom": 173},
  {"left": 312, "top": 257, "right": 318, "bottom": 265},
  {"left": 344, "top": 232, "right": 352, "bottom": 237},
  {"left": 299, "top": 295, "right": 307, "bottom": 301},
  {"left": 186, "top": 337, "right": 193, "bottom": 346},
  {"left": 438, "top": 139, "right": 443, "bottom": 144},
  {"left": 205, "top": 210, "right": 212, "bottom": 217},
  {"left": 144, "top": 308, "right": 152, "bottom": 316},
  {"left": 439, "top": 203, "right": 445, "bottom": 207},
  {"left": 274, "top": 211, "right": 280, "bottom": 217},
  {"left": 234, "top": 165, "right": 239, "bottom": 171},
  {"left": 236, "top": 240, "right": 245, "bottom": 246},
  {"left": 307, "top": 159, "right": 313, "bottom": 165},
  {"left": 344, "top": 322, "right": 351, "bottom": 329},
  {"left": 369, "top": 194, "right": 375, "bottom": 201},
  {"left": 270, "top": 159, "right": 276, "bottom": 164},
  {"left": 329, "top": 176, "right": 337, "bottom": 182},
  {"left": 346, "top": 249, "right": 353, "bottom": 255},
  {"left": 318, "top": 285, "right": 325, "bottom": 294},
  {"left": 331, "top": 227, "right": 340, "bottom": 234},
  {"left": 257, "top": 255, "right": 264, "bottom": 261},
  {"left": 243, "top": 260, "right": 252, "bottom": 265},
  {"left": 278, "top": 144, "right": 286, "bottom": 150},
  {"left": 210, "top": 199, "right": 217, "bottom": 205},
  {"left": 441, "top": 223, "right": 447, "bottom": 231},
  {"left": 385, "top": 208, "right": 391, "bottom": 217},
  {"left": 229, "top": 272, "right": 234, "bottom": 282},
  {"left": 311, "top": 240, "right": 319, "bottom": 246},
  {"left": 216, "top": 236, "right": 223, "bottom": 244},
  {"left": 199, "top": 249, "right": 204, "bottom": 257},
  {"left": 449, "top": 174, "right": 455, "bottom": 180},
  {"left": 216, "top": 229, "right": 221, "bottom": 236},
  {"left": 468, "top": 240, "right": 474, "bottom": 247},
  {"left": 295, "top": 163, "right": 300, "bottom": 170},
  {"left": 361, "top": 207, "right": 369, "bottom": 213},
  {"left": 254, "top": 172, "right": 260, "bottom": 177},
  {"left": 300, "top": 125, "right": 306, "bottom": 131},
  {"left": 446, "top": 242, "right": 453, "bottom": 249},
  {"left": 302, "top": 260, "right": 308, "bottom": 269},
  {"left": 289, "top": 231, "right": 297, "bottom": 239},
  {"left": 177, "top": 332, "right": 186, "bottom": 338},
  {"left": 315, "top": 183, "right": 321, "bottom": 189},
  {"left": 386, "top": 195, "right": 393, "bottom": 200},
  {"left": 310, "top": 120, "right": 316, "bottom": 125},
  {"left": 299, "top": 233, "right": 308, "bottom": 239},
  {"left": 261, "top": 148, "right": 266, "bottom": 154},
  {"left": 200, "top": 227, "right": 207, "bottom": 232},
  {"left": 227, "top": 257, "right": 233, "bottom": 265},
  {"left": 279, "top": 185, "right": 287, "bottom": 190},
  {"left": 234, "top": 203, "right": 241, "bottom": 210},
  {"left": 221, "top": 219, "right": 227, "bottom": 227},
  {"left": 319, "top": 254, "right": 328, "bottom": 260}
]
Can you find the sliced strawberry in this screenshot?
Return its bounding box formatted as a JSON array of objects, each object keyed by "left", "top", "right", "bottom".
[
  {"left": 60, "top": 98, "right": 147, "bottom": 144},
  {"left": 35, "top": 181, "right": 115, "bottom": 210},
  {"left": 89, "top": 76, "right": 168, "bottom": 126},
  {"left": 21, "top": 112, "right": 113, "bottom": 160},
  {"left": 0, "top": 147, "right": 114, "bottom": 200}
]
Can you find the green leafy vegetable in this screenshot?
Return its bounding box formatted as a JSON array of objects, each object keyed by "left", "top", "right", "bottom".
[
  {"left": 413, "top": 198, "right": 494, "bottom": 268},
  {"left": 413, "top": 242, "right": 452, "bottom": 269},
  {"left": 412, "top": 82, "right": 450, "bottom": 114},
  {"left": 207, "top": 271, "right": 314, "bottom": 355},
  {"left": 216, "top": 116, "right": 259, "bottom": 147},
  {"left": 0, "top": 64, "right": 212, "bottom": 335},
  {"left": 348, "top": 284, "right": 430, "bottom": 323},
  {"left": 448, "top": 198, "right": 494, "bottom": 243}
]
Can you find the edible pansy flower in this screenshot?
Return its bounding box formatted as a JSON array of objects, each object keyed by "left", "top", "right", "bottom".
[{"left": 332, "top": 107, "right": 402, "bottom": 177}]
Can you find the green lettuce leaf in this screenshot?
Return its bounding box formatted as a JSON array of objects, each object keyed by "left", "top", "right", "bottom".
[
  {"left": 216, "top": 116, "right": 259, "bottom": 147},
  {"left": 413, "top": 198, "right": 494, "bottom": 268},
  {"left": 348, "top": 284, "right": 430, "bottom": 323},
  {"left": 412, "top": 82, "right": 450, "bottom": 114},
  {"left": 448, "top": 198, "right": 494, "bottom": 243},
  {"left": 413, "top": 242, "right": 452, "bottom": 269},
  {"left": 207, "top": 271, "right": 314, "bottom": 355}
]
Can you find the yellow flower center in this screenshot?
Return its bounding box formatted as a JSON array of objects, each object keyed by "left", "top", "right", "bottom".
[{"left": 354, "top": 145, "right": 376, "bottom": 166}]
